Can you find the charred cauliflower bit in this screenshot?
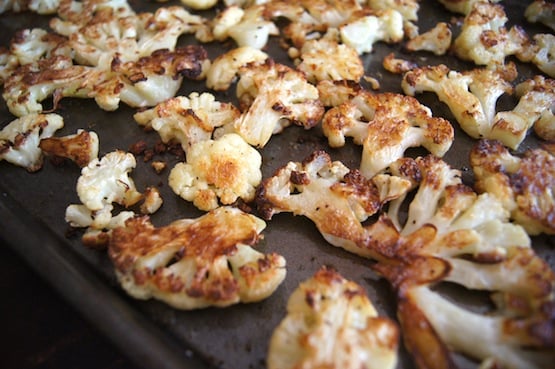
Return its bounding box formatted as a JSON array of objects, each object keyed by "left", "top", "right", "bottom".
[
  {"left": 525, "top": 0, "right": 555, "bottom": 32},
  {"left": 65, "top": 150, "right": 142, "bottom": 247},
  {"left": 206, "top": 46, "right": 268, "bottom": 91},
  {"left": 470, "top": 139, "right": 555, "bottom": 235},
  {"left": 231, "top": 59, "right": 324, "bottom": 148},
  {"left": 322, "top": 90, "right": 454, "bottom": 178},
  {"left": 296, "top": 38, "right": 364, "bottom": 84},
  {"left": 268, "top": 266, "right": 399, "bottom": 369},
  {"left": 339, "top": 9, "right": 404, "bottom": 55},
  {"left": 405, "top": 22, "right": 452, "bottom": 56},
  {"left": 108, "top": 206, "right": 286, "bottom": 309},
  {"left": 39, "top": 129, "right": 99, "bottom": 167},
  {"left": 401, "top": 64, "right": 542, "bottom": 149},
  {"left": 452, "top": 2, "right": 529, "bottom": 68},
  {"left": 169, "top": 133, "right": 262, "bottom": 211},
  {"left": 0, "top": 113, "right": 63, "bottom": 171},
  {"left": 133, "top": 92, "right": 240, "bottom": 153},
  {"left": 256, "top": 150, "right": 412, "bottom": 260},
  {"left": 370, "top": 155, "right": 555, "bottom": 369}
]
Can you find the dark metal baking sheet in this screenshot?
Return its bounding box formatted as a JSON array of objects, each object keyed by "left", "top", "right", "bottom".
[{"left": 1, "top": 1, "right": 554, "bottom": 369}]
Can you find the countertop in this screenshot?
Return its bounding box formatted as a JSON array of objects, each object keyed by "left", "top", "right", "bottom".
[{"left": 0, "top": 241, "right": 142, "bottom": 369}]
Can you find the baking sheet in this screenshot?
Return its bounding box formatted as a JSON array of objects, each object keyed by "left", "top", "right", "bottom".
[{"left": 1, "top": 1, "right": 554, "bottom": 369}]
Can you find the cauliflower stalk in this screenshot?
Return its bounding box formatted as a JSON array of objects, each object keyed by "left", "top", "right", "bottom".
[
  {"left": 108, "top": 206, "right": 286, "bottom": 309},
  {"left": 169, "top": 133, "right": 262, "bottom": 211},
  {"left": 0, "top": 113, "right": 64, "bottom": 172}
]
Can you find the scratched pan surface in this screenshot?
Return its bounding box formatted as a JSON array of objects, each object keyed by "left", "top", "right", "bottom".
[{"left": 0, "top": 1, "right": 553, "bottom": 369}]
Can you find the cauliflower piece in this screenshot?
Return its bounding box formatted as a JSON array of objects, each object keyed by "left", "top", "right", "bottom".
[
  {"left": 76, "top": 150, "right": 142, "bottom": 211},
  {"left": 491, "top": 75, "right": 555, "bottom": 149},
  {"left": 316, "top": 79, "right": 363, "bottom": 107},
  {"left": 211, "top": 5, "right": 245, "bottom": 41},
  {"left": 0, "top": 113, "right": 63, "bottom": 172},
  {"left": 401, "top": 64, "right": 533, "bottom": 148},
  {"left": 520, "top": 33, "right": 555, "bottom": 78},
  {"left": 339, "top": 9, "right": 404, "bottom": 54},
  {"left": 525, "top": 0, "right": 555, "bottom": 31},
  {"left": 296, "top": 39, "right": 364, "bottom": 83},
  {"left": 108, "top": 206, "right": 287, "bottom": 309},
  {"left": 534, "top": 106, "right": 555, "bottom": 141},
  {"left": 405, "top": 22, "right": 452, "bottom": 56},
  {"left": 268, "top": 266, "right": 399, "bottom": 369},
  {"left": 368, "top": 0, "right": 418, "bottom": 22},
  {"left": 0, "top": 0, "right": 30, "bottom": 13},
  {"left": 169, "top": 133, "right": 262, "bottom": 211},
  {"left": 256, "top": 150, "right": 413, "bottom": 260},
  {"left": 3, "top": 45, "right": 209, "bottom": 116},
  {"left": 206, "top": 46, "right": 269, "bottom": 91},
  {"left": 133, "top": 92, "right": 240, "bottom": 153},
  {"left": 231, "top": 59, "right": 324, "bottom": 147},
  {"left": 470, "top": 139, "right": 555, "bottom": 235},
  {"left": 140, "top": 186, "right": 163, "bottom": 215},
  {"left": 28, "top": 0, "right": 60, "bottom": 13},
  {"left": 39, "top": 129, "right": 99, "bottom": 167},
  {"left": 452, "top": 2, "right": 529, "bottom": 68},
  {"left": 51, "top": 5, "right": 207, "bottom": 67},
  {"left": 437, "top": 0, "right": 501, "bottom": 15},
  {"left": 322, "top": 91, "right": 454, "bottom": 178},
  {"left": 381, "top": 53, "right": 417, "bottom": 74},
  {"left": 368, "top": 155, "right": 555, "bottom": 369},
  {"left": 53, "top": 0, "right": 135, "bottom": 27},
  {"left": 218, "top": 5, "right": 279, "bottom": 49}
]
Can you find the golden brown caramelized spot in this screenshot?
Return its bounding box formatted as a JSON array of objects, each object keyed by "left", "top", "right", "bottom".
[{"left": 39, "top": 130, "right": 97, "bottom": 167}]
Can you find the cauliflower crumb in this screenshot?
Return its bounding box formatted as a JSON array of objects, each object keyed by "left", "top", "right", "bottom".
[
  {"left": 0, "top": 113, "right": 64, "bottom": 172},
  {"left": 169, "top": 133, "right": 262, "bottom": 211}
]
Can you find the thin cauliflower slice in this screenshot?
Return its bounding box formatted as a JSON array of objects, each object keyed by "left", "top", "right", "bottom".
[
  {"left": 339, "top": 9, "right": 404, "bottom": 55},
  {"left": 206, "top": 46, "right": 269, "bottom": 91},
  {"left": 0, "top": 113, "right": 63, "bottom": 172},
  {"left": 470, "top": 139, "right": 555, "bottom": 235},
  {"left": 525, "top": 0, "right": 555, "bottom": 32},
  {"left": 296, "top": 38, "right": 364, "bottom": 84},
  {"left": 401, "top": 64, "right": 534, "bottom": 148},
  {"left": 39, "top": 129, "right": 99, "bottom": 167},
  {"left": 367, "top": 155, "right": 555, "bottom": 369},
  {"left": 405, "top": 22, "right": 452, "bottom": 56},
  {"left": 51, "top": 5, "right": 207, "bottom": 67},
  {"left": 268, "top": 266, "right": 399, "bottom": 369},
  {"left": 256, "top": 150, "right": 413, "bottom": 260},
  {"left": 169, "top": 133, "right": 262, "bottom": 211},
  {"left": 452, "top": 2, "right": 529, "bottom": 68},
  {"left": 491, "top": 75, "right": 555, "bottom": 149},
  {"left": 231, "top": 59, "right": 324, "bottom": 148},
  {"left": 108, "top": 206, "right": 286, "bottom": 309},
  {"left": 3, "top": 45, "right": 209, "bottom": 116},
  {"left": 322, "top": 90, "right": 454, "bottom": 178},
  {"left": 133, "top": 92, "right": 240, "bottom": 153}
]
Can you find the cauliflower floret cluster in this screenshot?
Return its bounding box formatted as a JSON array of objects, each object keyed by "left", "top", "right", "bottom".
[
  {"left": 322, "top": 90, "right": 454, "bottom": 178},
  {"left": 231, "top": 59, "right": 324, "bottom": 148},
  {"left": 452, "top": 2, "right": 529, "bottom": 68},
  {"left": 169, "top": 133, "right": 262, "bottom": 211},
  {"left": 470, "top": 139, "right": 555, "bottom": 236},
  {"left": 108, "top": 206, "right": 286, "bottom": 309},
  {"left": 0, "top": 113, "right": 64, "bottom": 172},
  {"left": 268, "top": 266, "right": 399, "bottom": 369}
]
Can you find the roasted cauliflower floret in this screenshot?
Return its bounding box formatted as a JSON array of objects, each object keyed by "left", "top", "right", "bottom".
[
  {"left": 133, "top": 92, "right": 240, "bottom": 153},
  {"left": 169, "top": 133, "right": 262, "bottom": 211},
  {"left": 206, "top": 46, "right": 268, "bottom": 91},
  {"left": 401, "top": 64, "right": 539, "bottom": 149},
  {"left": 525, "top": 0, "right": 555, "bottom": 32},
  {"left": 256, "top": 150, "right": 412, "bottom": 260},
  {"left": 268, "top": 266, "right": 399, "bottom": 369},
  {"left": 231, "top": 59, "right": 324, "bottom": 148},
  {"left": 470, "top": 139, "right": 555, "bottom": 235},
  {"left": 296, "top": 39, "right": 364, "bottom": 84},
  {"left": 452, "top": 2, "right": 529, "bottom": 68},
  {"left": 405, "top": 22, "right": 452, "bottom": 56},
  {"left": 39, "top": 129, "right": 99, "bottom": 167},
  {"left": 0, "top": 113, "right": 63, "bottom": 172},
  {"left": 108, "top": 206, "right": 286, "bottom": 309},
  {"left": 65, "top": 150, "right": 143, "bottom": 247},
  {"left": 339, "top": 9, "right": 404, "bottom": 55},
  {"left": 316, "top": 79, "right": 363, "bottom": 107},
  {"left": 179, "top": 0, "right": 217, "bottom": 10},
  {"left": 437, "top": 0, "right": 501, "bottom": 15},
  {"left": 322, "top": 91, "right": 454, "bottom": 178},
  {"left": 520, "top": 33, "right": 555, "bottom": 78}
]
